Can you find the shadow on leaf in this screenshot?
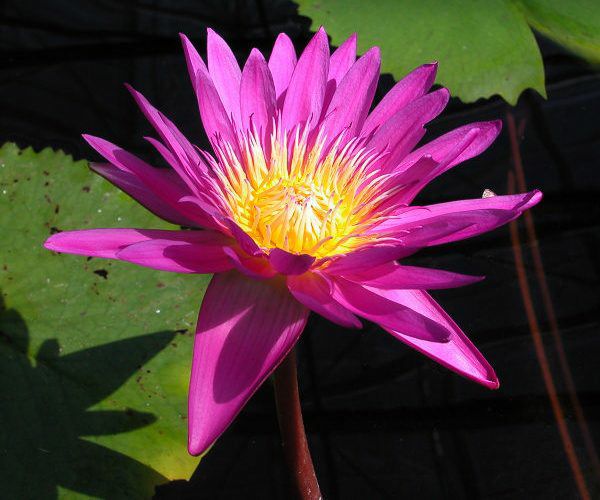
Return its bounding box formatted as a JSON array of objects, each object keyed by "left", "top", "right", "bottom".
[{"left": 0, "top": 293, "right": 175, "bottom": 498}]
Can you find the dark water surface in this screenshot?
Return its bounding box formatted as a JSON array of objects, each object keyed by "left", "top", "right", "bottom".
[{"left": 1, "top": 1, "right": 599, "bottom": 499}]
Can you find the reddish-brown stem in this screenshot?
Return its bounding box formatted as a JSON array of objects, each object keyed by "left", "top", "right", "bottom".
[{"left": 273, "top": 349, "right": 322, "bottom": 500}]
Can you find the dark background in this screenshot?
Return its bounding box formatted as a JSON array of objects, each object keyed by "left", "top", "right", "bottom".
[{"left": 1, "top": 1, "right": 599, "bottom": 499}]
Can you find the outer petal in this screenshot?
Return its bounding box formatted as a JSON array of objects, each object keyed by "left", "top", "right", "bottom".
[
  {"left": 224, "top": 219, "right": 263, "bottom": 257},
  {"left": 82, "top": 135, "right": 214, "bottom": 227},
  {"left": 188, "top": 272, "right": 309, "bottom": 455},
  {"left": 240, "top": 48, "right": 277, "bottom": 135},
  {"left": 362, "top": 63, "right": 438, "bottom": 137},
  {"left": 341, "top": 261, "right": 484, "bottom": 289},
  {"left": 367, "top": 88, "right": 450, "bottom": 171},
  {"left": 282, "top": 27, "right": 329, "bottom": 131},
  {"left": 269, "top": 248, "right": 315, "bottom": 275},
  {"left": 328, "top": 33, "right": 357, "bottom": 86},
  {"left": 373, "top": 190, "right": 543, "bottom": 247},
  {"left": 324, "top": 244, "right": 410, "bottom": 275},
  {"left": 392, "top": 121, "right": 503, "bottom": 203},
  {"left": 207, "top": 28, "right": 242, "bottom": 127},
  {"left": 400, "top": 120, "right": 502, "bottom": 173},
  {"left": 322, "top": 47, "right": 381, "bottom": 140},
  {"left": 115, "top": 232, "right": 234, "bottom": 273},
  {"left": 180, "top": 33, "right": 209, "bottom": 96},
  {"left": 90, "top": 162, "right": 199, "bottom": 227},
  {"left": 45, "top": 228, "right": 221, "bottom": 258},
  {"left": 330, "top": 277, "right": 451, "bottom": 341},
  {"left": 268, "top": 33, "right": 297, "bottom": 102},
  {"left": 125, "top": 85, "right": 208, "bottom": 192},
  {"left": 381, "top": 290, "right": 499, "bottom": 388},
  {"left": 223, "top": 247, "right": 276, "bottom": 280},
  {"left": 322, "top": 33, "right": 357, "bottom": 111},
  {"left": 194, "top": 63, "right": 237, "bottom": 146},
  {"left": 287, "top": 272, "right": 362, "bottom": 328}
]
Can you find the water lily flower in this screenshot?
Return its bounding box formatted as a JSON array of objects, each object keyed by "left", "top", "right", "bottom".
[{"left": 44, "top": 27, "right": 542, "bottom": 456}]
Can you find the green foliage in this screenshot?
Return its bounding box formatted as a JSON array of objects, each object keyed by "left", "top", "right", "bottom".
[
  {"left": 516, "top": 0, "right": 600, "bottom": 63},
  {"left": 297, "top": 0, "right": 600, "bottom": 104},
  {"left": 0, "top": 143, "right": 206, "bottom": 498}
]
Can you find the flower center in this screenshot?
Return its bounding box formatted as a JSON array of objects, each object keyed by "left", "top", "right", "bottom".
[{"left": 207, "top": 121, "right": 394, "bottom": 258}]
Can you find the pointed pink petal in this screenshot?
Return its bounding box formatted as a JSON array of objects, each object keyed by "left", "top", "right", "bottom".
[
  {"left": 362, "top": 63, "right": 438, "bottom": 137},
  {"left": 328, "top": 33, "right": 357, "bottom": 86},
  {"left": 282, "top": 27, "right": 329, "bottom": 131},
  {"left": 322, "top": 47, "right": 381, "bottom": 140},
  {"left": 82, "top": 135, "right": 215, "bottom": 228},
  {"left": 324, "top": 244, "right": 409, "bottom": 275},
  {"left": 44, "top": 228, "right": 208, "bottom": 259},
  {"left": 342, "top": 261, "right": 484, "bottom": 289},
  {"left": 402, "top": 120, "right": 502, "bottom": 172},
  {"left": 393, "top": 121, "right": 502, "bottom": 203},
  {"left": 269, "top": 248, "right": 315, "bottom": 275},
  {"left": 188, "top": 272, "right": 308, "bottom": 455},
  {"left": 207, "top": 28, "right": 242, "bottom": 127},
  {"left": 330, "top": 277, "right": 451, "bottom": 342},
  {"left": 180, "top": 33, "right": 208, "bottom": 94},
  {"left": 287, "top": 272, "right": 361, "bottom": 328},
  {"left": 268, "top": 33, "right": 297, "bottom": 102},
  {"left": 322, "top": 33, "right": 357, "bottom": 111},
  {"left": 194, "top": 63, "right": 237, "bottom": 146},
  {"left": 224, "top": 219, "right": 263, "bottom": 257},
  {"left": 90, "top": 162, "right": 199, "bottom": 227},
  {"left": 125, "top": 85, "right": 207, "bottom": 183},
  {"left": 223, "top": 247, "right": 276, "bottom": 279},
  {"left": 381, "top": 290, "right": 499, "bottom": 388},
  {"left": 240, "top": 48, "right": 276, "bottom": 135},
  {"left": 115, "top": 231, "right": 234, "bottom": 273},
  {"left": 374, "top": 190, "right": 543, "bottom": 247},
  {"left": 367, "top": 88, "right": 450, "bottom": 170}
]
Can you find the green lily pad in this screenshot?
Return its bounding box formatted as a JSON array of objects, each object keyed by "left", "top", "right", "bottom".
[
  {"left": 297, "top": 0, "right": 545, "bottom": 104},
  {"left": 516, "top": 0, "right": 600, "bottom": 63},
  {"left": 0, "top": 143, "right": 206, "bottom": 498}
]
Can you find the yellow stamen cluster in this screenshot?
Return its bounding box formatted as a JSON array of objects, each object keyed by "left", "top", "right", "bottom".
[{"left": 208, "top": 121, "right": 396, "bottom": 258}]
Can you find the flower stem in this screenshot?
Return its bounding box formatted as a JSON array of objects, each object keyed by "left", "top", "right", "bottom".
[{"left": 273, "top": 348, "right": 322, "bottom": 500}]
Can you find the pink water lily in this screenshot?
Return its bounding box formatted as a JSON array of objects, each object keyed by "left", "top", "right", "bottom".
[{"left": 44, "top": 27, "right": 541, "bottom": 456}]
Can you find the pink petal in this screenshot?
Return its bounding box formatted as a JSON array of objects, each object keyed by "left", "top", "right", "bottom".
[
  {"left": 240, "top": 48, "right": 276, "bottom": 135},
  {"left": 401, "top": 120, "right": 502, "bottom": 172},
  {"left": 180, "top": 33, "right": 209, "bottom": 94},
  {"left": 224, "top": 219, "right": 263, "bottom": 256},
  {"left": 82, "top": 135, "right": 214, "bottom": 227},
  {"left": 90, "top": 162, "right": 199, "bottom": 227},
  {"left": 44, "top": 228, "right": 209, "bottom": 259},
  {"left": 287, "top": 272, "right": 361, "bottom": 328},
  {"left": 393, "top": 121, "right": 502, "bottom": 203},
  {"left": 381, "top": 290, "right": 499, "bottom": 388},
  {"left": 268, "top": 33, "right": 297, "bottom": 103},
  {"left": 362, "top": 63, "right": 438, "bottom": 137},
  {"left": 324, "top": 244, "right": 409, "bottom": 275},
  {"left": 328, "top": 33, "right": 357, "bottom": 86},
  {"left": 115, "top": 231, "right": 234, "bottom": 273},
  {"left": 188, "top": 272, "right": 308, "bottom": 455},
  {"left": 282, "top": 27, "right": 329, "bottom": 131},
  {"left": 223, "top": 247, "right": 276, "bottom": 279},
  {"left": 342, "top": 261, "right": 484, "bottom": 289},
  {"left": 207, "top": 28, "right": 242, "bottom": 127},
  {"left": 330, "top": 277, "right": 451, "bottom": 342},
  {"left": 322, "top": 33, "right": 357, "bottom": 111},
  {"left": 194, "top": 61, "right": 237, "bottom": 146},
  {"left": 269, "top": 248, "right": 315, "bottom": 275},
  {"left": 374, "top": 190, "right": 543, "bottom": 247},
  {"left": 125, "top": 85, "right": 208, "bottom": 191},
  {"left": 367, "top": 88, "right": 450, "bottom": 170},
  {"left": 322, "top": 46, "right": 381, "bottom": 140}
]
